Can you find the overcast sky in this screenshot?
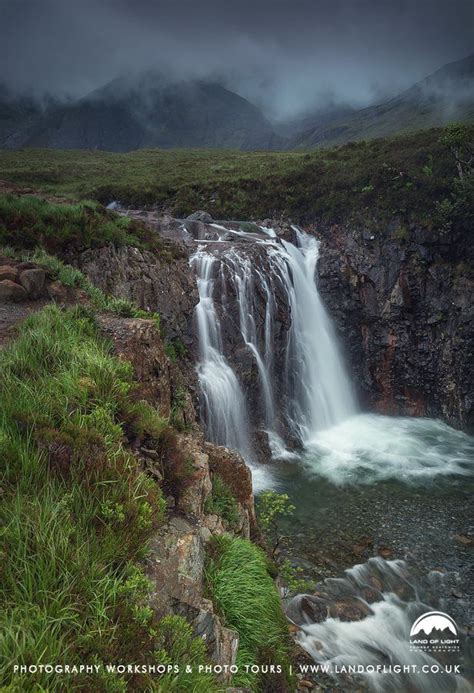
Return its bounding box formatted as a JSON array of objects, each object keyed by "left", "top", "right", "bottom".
[{"left": 1, "top": 0, "right": 473, "bottom": 118}]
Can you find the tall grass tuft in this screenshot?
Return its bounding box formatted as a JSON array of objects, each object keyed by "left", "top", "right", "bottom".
[{"left": 206, "top": 534, "right": 293, "bottom": 691}]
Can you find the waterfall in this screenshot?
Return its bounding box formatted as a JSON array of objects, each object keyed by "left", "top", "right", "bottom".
[
  {"left": 270, "top": 229, "right": 356, "bottom": 441},
  {"left": 190, "top": 248, "right": 254, "bottom": 463},
  {"left": 190, "top": 224, "right": 356, "bottom": 464}
]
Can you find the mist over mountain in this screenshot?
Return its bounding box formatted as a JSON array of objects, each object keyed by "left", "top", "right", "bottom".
[
  {"left": 1, "top": 73, "right": 284, "bottom": 151},
  {"left": 1, "top": 54, "right": 473, "bottom": 152},
  {"left": 293, "top": 53, "right": 474, "bottom": 148},
  {"left": 291, "top": 54, "right": 474, "bottom": 148},
  {"left": 1, "top": 0, "right": 473, "bottom": 151},
  {"left": 2, "top": 0, "right": 474, "bottom": 119}
]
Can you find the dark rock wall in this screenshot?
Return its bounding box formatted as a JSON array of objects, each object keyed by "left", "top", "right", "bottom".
[{"left": 316, "top": 220, "right": 474, "bottom": 432}]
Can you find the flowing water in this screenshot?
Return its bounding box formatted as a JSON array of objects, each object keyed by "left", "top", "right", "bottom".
[{"left": 189, "top": 224, "right": 474, "bottom": 691}]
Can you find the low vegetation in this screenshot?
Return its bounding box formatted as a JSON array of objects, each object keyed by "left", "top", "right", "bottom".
[
  {"left": 206, "top": 534, "right": 293, "bottom": 691},
  {"left": 0, "top": 305, "right": 218, "bottom": 692},
  {"left": 0, "top": 193, "right": 160, "bottom": 253},
  {"left": 1, "top": 125, "right": 472, "bottom": 230},
  {"left": 204, "top": 474, "right": 240, "bottom": 528},
  {"left": 0, "top": 246, "right": 161, "bottom": 326}
]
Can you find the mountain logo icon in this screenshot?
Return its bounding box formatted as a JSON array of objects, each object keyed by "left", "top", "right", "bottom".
[{"left": 410, "top": 611, "right": 458, "bottom": 637}]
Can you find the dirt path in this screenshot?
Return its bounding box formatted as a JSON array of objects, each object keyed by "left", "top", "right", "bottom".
[{"left": 0, "top": 299, "right": 48, "bottom": 349}]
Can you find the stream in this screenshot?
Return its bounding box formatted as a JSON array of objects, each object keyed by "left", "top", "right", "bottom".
[{"left": 187, "top": 220, "right": 473, "bottom": 691}]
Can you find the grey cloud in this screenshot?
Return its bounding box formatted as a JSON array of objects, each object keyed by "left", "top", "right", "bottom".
[{"left": 1, "top": 0, "right": 473, "bottom": 118}]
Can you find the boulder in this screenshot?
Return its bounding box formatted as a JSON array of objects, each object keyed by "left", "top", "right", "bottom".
[
  {"left": 19, "top": 268, "right": 45, "bottom": 298},
  {"left": 186, "top": 210, "right": 213, "bottom": 223},
  {"left": 97, "top": 315, "right": 172, "bottom": 417},
  {"left": 0, "top": 265, "right": 18, "bottom": 282},
  {"left": 47, "top": 280, "right": 70, "bottom": 302},
  {"left": 204, "top": 442, "right": 257, "bottom": 539},
  {"left": 0, "top": 279, "right": 27, "bottom": 301}
]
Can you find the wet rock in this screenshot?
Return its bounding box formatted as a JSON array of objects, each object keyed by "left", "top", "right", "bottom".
[
  {"left": 328, "top": 597, "right": 373, "bottom": 622},
  {"left": 377, "top": 545, "right": 394, "bottom": 559},
  {"left": 146, "top": 516, "right": 205, "bottom": 615},
  {"left": 97, "top": 315, "right": 172, "bottom": 418},
  {"left": 317, "top": 221, "right": 474, "bottom": 432},
  {"left": 453, "top": 534, "right": 473, "bottom": 546},
  {"left": 203, "top": 513, "right": 226, "bottom": 535},
  {"left": 175, "top": 434, "right": 212, "bottom": 516},
  {"left": 19, "top": 268, "right": 45, "bottom": 298},
  {"left": 0, "top": 279, "right": 27, "bottom": 301},
  {"left": 204, "top": 442, "right": 257, "bottom": 539},
  {"left": 0, "top": 265, "right": 18, "bottom": 282},
  {"left": 77, "top": 244, "right": 198, "bottom": 343},
  {"left": 186, "top": 210, "right": 213, "bottom": 223},
  {"left": 286, "top": 595, "right": 329, "bottom": 625}
]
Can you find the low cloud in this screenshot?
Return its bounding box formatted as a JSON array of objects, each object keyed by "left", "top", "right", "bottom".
[{"left": 1, "top": 0, "right": 473, "bottom": 119}]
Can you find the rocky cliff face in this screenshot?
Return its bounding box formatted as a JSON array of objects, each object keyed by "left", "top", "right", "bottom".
[
  {"left": 97, "top": 313, "right": 258, "bottom": 681},
  {"left": 77, "top": 211, "right": 473, "bottom": 440},
  {"left": 316, "top": 220, "right": 474, "bottom": 432}
]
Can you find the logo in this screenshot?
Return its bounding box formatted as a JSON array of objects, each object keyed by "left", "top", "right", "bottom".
[{"left": 409, "top": 611, "right": 460, "bottom": 653}]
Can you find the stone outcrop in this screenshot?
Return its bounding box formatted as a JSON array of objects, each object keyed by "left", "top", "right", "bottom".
[
  {"left": 98, "top": 315, "right": 258, "bottom": 680},
  {"left": 316, "top": 220, "right": 474, "bottom": 432},
  {"left": 76, "top": 244, "right": 198, "bottom": 343}
]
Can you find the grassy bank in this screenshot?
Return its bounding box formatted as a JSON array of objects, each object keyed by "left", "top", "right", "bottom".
[
  {"left": 206, "top": 534, "right": 293, "bottom": 691},
  {"left": 1, "top": 125, "right": 472, "bottom": 227},
  {"left": 0, "top": 305, "right": 219, "bottom": 692},
  {"left": 0, "top": 194, "right": 161, "bottom": 253}
]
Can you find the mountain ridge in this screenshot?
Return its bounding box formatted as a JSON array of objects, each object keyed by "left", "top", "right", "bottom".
[{"left": 1, "top": 55, "right": 473, "bottom": 152}]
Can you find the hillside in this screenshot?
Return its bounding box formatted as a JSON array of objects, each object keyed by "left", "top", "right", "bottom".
[
  {"left": 1, "top": 125, "right": 473, "bottom": 230},
  {"left": 1, "top": 74, "right": 285, "bottom": 152},
  {"left": 294, "top": 53, "right": 474, "bottom": 148}
]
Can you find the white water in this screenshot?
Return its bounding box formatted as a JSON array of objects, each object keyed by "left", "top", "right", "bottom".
[
  {"left": 190, "top": 247, "right": 272, "bottom": 490},
  {"left": 190, "top": 226, "right": 356, "bottom": 472},
  {"left": 289, "top": 558, "right": 471, "bottom": 692},
  {"left": 269, "top": 229, "right": 356, "bottom": 440},
  {"left": 303, "top": 412, "right": 474, "bottom": 484},
  {"left": 189, "top": 221, "right": 473, "bottom": 691}
]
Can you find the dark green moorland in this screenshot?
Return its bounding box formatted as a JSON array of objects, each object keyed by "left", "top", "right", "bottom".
[{"left": 0, "top": 124, "right": 473, "bottom": 231}]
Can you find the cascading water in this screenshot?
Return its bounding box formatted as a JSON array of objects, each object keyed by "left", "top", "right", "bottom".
[
  {"left": 190, "top": 224, "right": 356, "bottom": 464},
  {"left": 188, "top": 218, "right": 473, "bottom": 691},
  {"left": 190, "top": 248, "right": 254, "bottom": 463},
  {"left": 269, "top": 229, "right": 356, "bottom": 440},
  {"left": 287, "top": 558, "right": 471, "bottom": 692}
]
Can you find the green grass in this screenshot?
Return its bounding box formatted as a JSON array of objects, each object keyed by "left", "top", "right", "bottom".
[
  {"left": 206, "top": 534, "right": 293, "bottom": 691},
  {"left": 1, "top": 247, "right": 161, "bottom": 328},
  {"left": 204, "top": 475, "right": 240, "bottom": 529},
  {"left": 0, "top": 193, "right": 160, "bottom": 253},
  {"left": 0, "top": 305, "right": 218, "bottom": 692},
  {"left": 1, "top": 125, "right": 472, "bottom": 229}
]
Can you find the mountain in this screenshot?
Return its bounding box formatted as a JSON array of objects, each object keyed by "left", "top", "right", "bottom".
[
  {"left": 2, "top": 56, "right": 473, "bottom": 152},
  {"left": 2, "top": 73, "right": 285, "bottom": 152},
  {"left": 293, "top": 53, "right": 474, "bottom": 148},
  {"left": 0, "top": 85, "right": 43, "bottom": 147}
]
